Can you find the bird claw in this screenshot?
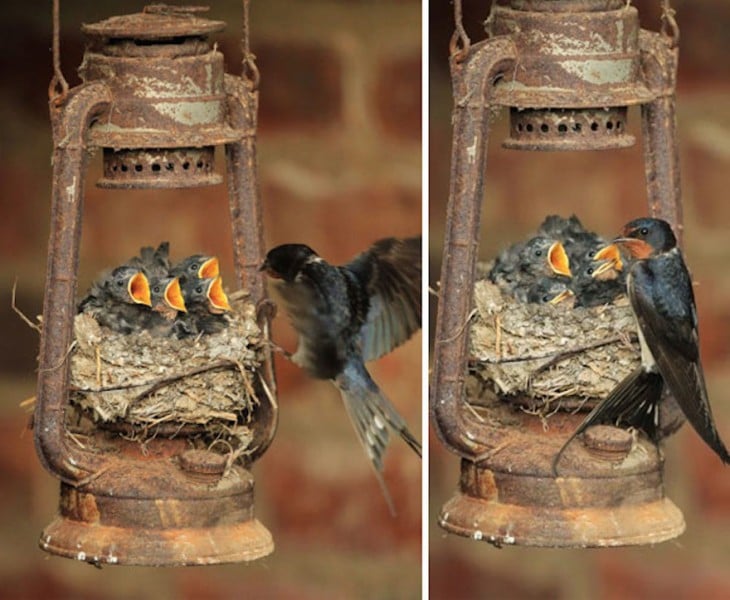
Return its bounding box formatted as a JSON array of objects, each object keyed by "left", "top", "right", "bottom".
[{"left": 256, "top": 298, "right": 278, "bottom": 322}]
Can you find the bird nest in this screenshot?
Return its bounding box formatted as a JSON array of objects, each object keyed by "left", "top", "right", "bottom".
[
  {"left": 468, "top": 278, "right": 641, "bottom": 414},
  {"left": 69, "top": 292, "right": 265, "bottom": 444}
]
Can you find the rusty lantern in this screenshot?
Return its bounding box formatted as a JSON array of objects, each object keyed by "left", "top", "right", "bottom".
[
  {"left": 35, "top": 4, "right": 277, "bottom": 565},
  {"left": 431, "top": 0, "right": 687, "bottom": 547}
]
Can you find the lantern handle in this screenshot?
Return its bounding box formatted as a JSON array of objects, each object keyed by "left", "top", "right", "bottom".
[
  {"left": 660, "top": 0, "right": 680, "bottom": 48},
  {"left": 241, "top": 0, "right": 260, "bottom": 90},
  {"left": 449, "top": 0, "right": 471, "bottom": 63},
  {"left": 48, "top": 0, "right": 69, "bottom": 105}
]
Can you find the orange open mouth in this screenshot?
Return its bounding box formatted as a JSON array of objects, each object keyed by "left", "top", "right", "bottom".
[
  {"left": 207, "top": 276, "right": 231, "bottom": 312},
  {"left": 592, "top": 244, "right": 624, "bottom": 277},
  {"left": 165, "top": 277, "right": 187, "bottom": 312},
  {"left": 548, "top": 241, "right": 572, "bottom": 277},
  {"left": 128, "top": 272, "right": 151, "bottom": 306},
  {"left": 199, "top": 256, "right": 220, "bottom": 279}
]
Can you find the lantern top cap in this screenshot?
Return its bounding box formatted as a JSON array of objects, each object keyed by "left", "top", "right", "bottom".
[{"left": 81, "top": 4, "right": 225, "bottom": 41}]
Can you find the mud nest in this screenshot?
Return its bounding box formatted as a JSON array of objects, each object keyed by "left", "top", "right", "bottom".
[
  {"left": 469, "top": 278, "right": 641, "bottom": 415},
  {"left": 69, "top": 293, "right": 264, "bottom": 449}
]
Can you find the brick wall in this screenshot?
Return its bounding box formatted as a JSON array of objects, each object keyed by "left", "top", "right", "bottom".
[
  {"left": 0, "top": 1, "right": 421, "bottom": 598},
  {"left": 429, "top": 1, "right": 730, "bottom": 598}
]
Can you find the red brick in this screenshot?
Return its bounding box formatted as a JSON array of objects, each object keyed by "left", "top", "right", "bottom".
[
  {"left": 598, "top": 555, "right": 730, "bottom": 600},
  {"left": 683, "top": 427, "right": 730, "bottom": 518},
  {"left": 373, "top": 54, "right": 421, "bottom": 141},
  {"left": 430, "top": 554, "right": 561, "bottom": 600},
  {"left": 246, "top": 40, "right": 343, "bottom": 133}
]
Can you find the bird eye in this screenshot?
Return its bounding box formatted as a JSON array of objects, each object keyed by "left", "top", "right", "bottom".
[
  {"left": 195, "top": 285, "right": 203, "bottom": 294},
  {"left": 586, "top": 267, "right": 594, "bottom": 275},
  {"left": 534, "top": 249, "right": 543, "bottom": 257},
  {"left": 542, "top": 295, "right": 550, "bottom": 303},
  {"left": 190, "top": 263, "right": 199, "bottom": 272},
  {"left": 116, "top": 280, "right": 124, "bottom": 287},
  {"left": 639, "top": 227, "right": 649, "bottom": 236},
  {"left": 153, "top": 286, "right": 161, "bottom": 294}
]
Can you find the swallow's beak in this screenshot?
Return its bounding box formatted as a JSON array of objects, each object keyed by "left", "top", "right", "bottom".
[
  {"left": 207, "top": 276, "right": 231, "bottom": 312},
  {"left": 613, "top": 237, "right": 653, "bottom": 260},
  {"left": 164, "top": 277, "right": 187, "bottom": 313},
  {"left": 549, "top": 288, "right": 575, "bottom": 305},
  {"left": 548, "top": 241, "right": 572, "bottom": 277},
  {"left": 592, "top": 243, "right": 623, "bottom": 278},
  {"left": 198, "top": 256, "right": 220, "bottom": 279},
  {"left": 128, "top": 272, "right": 152, "bottom": 306}
]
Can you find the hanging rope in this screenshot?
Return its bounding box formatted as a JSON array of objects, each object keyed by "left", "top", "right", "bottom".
[
  {"left": 659, "top": 0, "right": 679, "bottom": 48},
  {"left": 241, "top": 0, "right": 260, "bottom": 89},
  {"left": 449, "top": 0, "right": 471, "bottom": 63},
  {"left": 48, "top": 0, "right": 69, "bottom": 104}
]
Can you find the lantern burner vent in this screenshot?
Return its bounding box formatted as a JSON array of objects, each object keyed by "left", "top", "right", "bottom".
[{"left": 504, "top": 107, "right": 634, "bottom": 151}]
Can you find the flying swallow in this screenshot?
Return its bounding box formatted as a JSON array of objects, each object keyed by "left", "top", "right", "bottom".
[
  {"left": 553, "top": 217, "right": 730, "bottom": 474},
  {"left": 260, "top": 236, "right": 422, "bottom": 513}
]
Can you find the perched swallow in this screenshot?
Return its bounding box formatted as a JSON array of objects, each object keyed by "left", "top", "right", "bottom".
[
  {"left": 261, "top": 236, "right": 422, "bottom": 513},
  {"left": 174, "top": 276, "right": 231, "bottom": 337},
  {"left": 553, "top": 217, "right": 730, "bottom": 474},
  {"left": 171, "top": 254, "right": 220, "bottom": 284},
  {"left": 78, "top": 266, "right": 152, "bottom": 333}
]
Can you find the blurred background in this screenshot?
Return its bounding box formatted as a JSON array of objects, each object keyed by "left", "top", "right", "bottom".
[
  {"left": 0, "top": 1, "right": 421, "bottom": 598},
  {"left": 429, "top": 0, "right": 730, "bottom": 598}
]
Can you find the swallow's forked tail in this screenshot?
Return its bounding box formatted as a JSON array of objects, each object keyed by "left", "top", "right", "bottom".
[
  {"left": 334, "top": 360, "right": 421, "bottom": 516},
  {"left": 552, "top": 367, "right": 664, "bottom": 476}
]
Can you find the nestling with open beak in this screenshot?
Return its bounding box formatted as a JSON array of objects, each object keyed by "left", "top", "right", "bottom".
[
  {"left": 78, "top": 265, "right": 153, "bottom": 334},
  {"left": 174, "top": 276, "right": 231, "bottom": 338},
  {"left": 261, "top": 236, "right": 422, "bottom": 514}
]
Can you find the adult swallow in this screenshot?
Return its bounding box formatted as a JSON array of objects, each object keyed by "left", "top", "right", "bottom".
[
  {"left": 171, "top": 254, "right": 220, "bottom": 284},
  {"left": 175, "top": 276, "right": 231, "bottom": 337},
  {"left": 78, "top": 266, "right": 152, "bottom": 334},
  {"left": 553, "top": 217, "right": 730, "bottom": 474},
  {"left": 260, "top": 236, "right": 422, "bottom": 513}
]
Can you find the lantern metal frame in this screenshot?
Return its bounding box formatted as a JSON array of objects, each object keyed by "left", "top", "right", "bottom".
[
  {"left": 34, "top": 4, "right": 277, "bottom": 566},
  {"left": 431, "top": 0, "right": 686, "bottom": 548}
]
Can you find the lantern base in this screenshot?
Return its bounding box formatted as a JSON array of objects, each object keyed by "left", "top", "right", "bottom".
[
  {"left": 40, "top": 515, "right": 273, "bottom": 567},
  {"left": 437, "top": 445, "right": 686, "bottom": 548},
  {"left": 38, "top": 453, "right": 273, "bottom": 566},
  {"left": 439, "top": 492, "right": 684, "bottom": 548}
]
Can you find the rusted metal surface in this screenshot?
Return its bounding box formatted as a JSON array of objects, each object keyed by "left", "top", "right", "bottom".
[
  {"left": 39, "top": 449, "right": 272, "bottom": 565},
  {"left": 432, "top": 0, "right": 685, "bottom": 547},
  {"left": 437, "top": 409, "right": 685, "bottom": 547},
  {"left": 639, "top": 30, "right": 683, "bottom": 246},
  {"left": 225, "top": 74, "right": 279, "bottom": 461},
  {"left": 98, "top": 147, "right": 221, "bottom": 188},
  {"left": 36, "top": 81, "right": 113, "bottom": 484},
  {"left": 504, "top": 107, "right": 634, "bottom": 151},
  {"left": 489, "top": 3, "right": 654, "bottom": 111},
  {"left": 429, "top": 37, "right": 518, "bottom": 460},
  {"left": 35, "top": 4, "right": 277, "bottom": 565}
]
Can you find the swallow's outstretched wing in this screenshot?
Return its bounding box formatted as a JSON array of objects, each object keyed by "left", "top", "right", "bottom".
[{"left": 346, "top": 236, "right": 421, "bottom": 362}]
